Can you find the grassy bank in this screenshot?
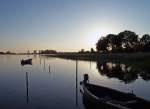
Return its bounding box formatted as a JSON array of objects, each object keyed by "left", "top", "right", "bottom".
[
  {"left": 45, "top": 52, "right": 150, "bottom": 61},
  {"left": 44, "top": 52, "right": 150, "bottom": 71}
]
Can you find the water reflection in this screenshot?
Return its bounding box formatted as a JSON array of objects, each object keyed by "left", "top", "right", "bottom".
[
  {"left": 96, "top": 60, "right": 150, "bottom": 84},
  {"left": 1, "top": 55, "right": 150, "bottom": 109},
  {"left": 48, "top": 65, "right": 51, "bottom": 73}
]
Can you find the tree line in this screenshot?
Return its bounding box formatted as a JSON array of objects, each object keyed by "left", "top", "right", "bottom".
[
  {"left": 39, "top": 49, "right": 57, "bottom": 54},
  {"left": 96, "top": 30, "right": 150, "bottom": 53}
]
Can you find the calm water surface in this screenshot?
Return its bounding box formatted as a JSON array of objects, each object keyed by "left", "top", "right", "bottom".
[{"left": 0, "top": 55, "right": 150, "bottom": 109}]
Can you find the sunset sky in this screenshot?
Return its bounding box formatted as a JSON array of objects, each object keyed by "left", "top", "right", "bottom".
[{"left": 0, "top": 0, "right": 150, "bottom": 52}]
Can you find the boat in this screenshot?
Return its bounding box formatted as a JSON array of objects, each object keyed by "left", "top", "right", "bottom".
[
  {"left": 21, "top": 59, "right": 32, "bottom": 66},
  {"left": 80, "top": 74, "right": 150, "bottom": 109}
]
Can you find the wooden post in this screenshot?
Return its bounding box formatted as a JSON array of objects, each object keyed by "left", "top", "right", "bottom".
[
  {"left": 76, "top": 59, "right": 78, "bottom": 107},
  {"left": 26, "top": 72, "right": 29, "bottom": 104}
]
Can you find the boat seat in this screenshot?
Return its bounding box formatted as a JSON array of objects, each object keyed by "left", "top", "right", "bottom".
[
  {"left": 124, "top": 100, "right": 137, "bottom": 104},
  {"left": 100, "top": 96, "right": 112, "bottom": 102},
  {"left": 109, "top": 100, "right": 137, "bottom": 105}
]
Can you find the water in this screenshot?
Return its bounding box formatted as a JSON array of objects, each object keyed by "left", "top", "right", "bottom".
[{"left": 0, "top": 55, "right": 150, "bottom": 109}]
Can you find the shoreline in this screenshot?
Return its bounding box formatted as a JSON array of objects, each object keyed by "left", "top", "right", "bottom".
[
  {"left": 1, "top": 52, "right": 150, "bottom": 62},
  {"left": 44, "top": 52, "right": 150, "bottom": 61},
  {"left": 44, "top": 52, "right": 150, "bottom": 72}
]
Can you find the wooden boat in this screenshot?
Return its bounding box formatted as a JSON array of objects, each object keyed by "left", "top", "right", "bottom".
[
  {"left": 80, "top": 74, "right": 150, "bottom": 109},
  {"left": 21, "top": 59, "right": 32, "bottom": 66}
]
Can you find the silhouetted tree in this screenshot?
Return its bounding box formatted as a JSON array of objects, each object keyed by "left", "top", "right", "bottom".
[
  {"left": 140, "top": 34, "right": 150, "bottom": 45},
  {"left": 39, "top": 49, "right": 57, "bottom": 54},
  {"left": 140, "top": 34, "right": 150, "bottom": 51},
  {"left": 33, "top": 50, "right": 37, "bottom": 54},
  {"left": 27, "top": 50, "right": 30, "bottom": 54},
  {"left": 6, "top": 51, "right": 11, "bottom": 54},
  {"left": 96, "top": 37, "right": 109, "bottom": 52},
  {"left": 118, "top": 30, "right": 138, "bottom": 52},
  {"left": 0, "top": 52, "right": 4, "bottom": 54},
  {"left": 96, "top": 30, "right": 141, "bottom": 53},
  {"left": 105, "top": 34, "right": 123, "bottom": 52},
  {"left": 91, "top": 48, "right": 95, "bottom": 53}
]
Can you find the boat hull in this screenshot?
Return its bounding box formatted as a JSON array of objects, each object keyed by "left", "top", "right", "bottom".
[
  {"left": 21, "top": 59, "right": 32, "bottom": 66},
  {"left": 81, "top": 81, "right": 150, "bottom": 109}
]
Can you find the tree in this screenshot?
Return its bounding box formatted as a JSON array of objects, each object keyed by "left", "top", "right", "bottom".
[
  {"left": 27, "top": 50, "right": 30, "bottom": 54},
  {"left": 91, "top": 48, "right": 95, "bottom": 53},
  {"left": 140, "top": 34, "right": 150, "bottom": 51},
  {"left": 80, "top": 49, "right": 84, "bottom": 53},
  {"left": 96, "top": 37, "right": 109, "bottom": 52},
  {"left": 95, "top": 30, "right": 150, "bottom": 53},
  {"left": 118, "top": 30, "right": 138, "bottom": 52},
  {"left": 39, "top": 49, "right": 57, "bottom": 54},
  {"left": 105, "top": 34, "right": 123, "bottom": 52},
  {"left": 140, "top": 34, "right": 150, "bottom": 45},
  {"left": 6, "top": 51, "right": 11, "bottom": 54},
  {"left": 33, "top": 50, "right": 37, "bottom": 54}
]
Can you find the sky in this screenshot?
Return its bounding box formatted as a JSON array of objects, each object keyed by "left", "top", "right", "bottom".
[{"left": 0, "top": 0, "right": 150, "bottom": 53}]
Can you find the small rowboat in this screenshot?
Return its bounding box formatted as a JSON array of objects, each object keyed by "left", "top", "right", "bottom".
[
  {"left": 21, "top": 59, "right": 32, "bottom": 66},
  {"left": 80, "top": 74, "right": 150, "bottom": 109}
]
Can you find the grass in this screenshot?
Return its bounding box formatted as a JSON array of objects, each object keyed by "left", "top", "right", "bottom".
[
  {"left": 44, "top": 52, "right": 150, "bottom": 72},
  {"left": 45, "top": 52, "right": 150, "bottom": 61}
]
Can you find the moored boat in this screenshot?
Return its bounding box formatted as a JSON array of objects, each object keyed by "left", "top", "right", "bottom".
[
  {"left": 21, "top": 59, "right": 32, "bottom": 66},
  {"left": 80, "top": 74, "right": 150, "bottom": 109}
]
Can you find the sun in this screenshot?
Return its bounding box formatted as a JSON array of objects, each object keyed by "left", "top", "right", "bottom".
[
  {"left": 87, "top": 33, "right": 99, "bottom": 46},
  {"left": 86, "top": 26, "right": 116, "bottom": 48}
]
